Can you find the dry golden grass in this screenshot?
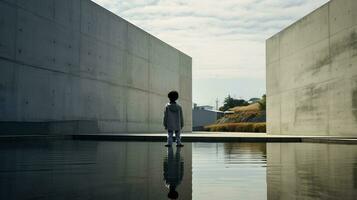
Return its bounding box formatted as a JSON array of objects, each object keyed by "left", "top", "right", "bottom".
[
  {"left": 204, "top": 122, "right": 266, "bottom": 133},
  {"left": 230, "top": 103, "right": 261, "bottom": 112}
]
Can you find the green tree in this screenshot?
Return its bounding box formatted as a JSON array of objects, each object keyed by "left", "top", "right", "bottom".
[
  {"left": 219, "top": 95, "right": 249, "bottom": 111},
  {"left": 258, "top": 94, "right": 266, "bottom": 110}
]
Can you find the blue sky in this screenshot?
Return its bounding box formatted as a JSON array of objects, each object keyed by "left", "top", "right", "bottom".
[{"left": 93, "top": 0, "right": 329, "bottom": 107}]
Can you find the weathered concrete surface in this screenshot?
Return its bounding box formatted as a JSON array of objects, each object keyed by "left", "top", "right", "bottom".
[
  {"left": 266, "top": 0, "right": 357, "bottom": 136},
  {"left": 0, "top": 0, "right": 192, "bottom": 134}
]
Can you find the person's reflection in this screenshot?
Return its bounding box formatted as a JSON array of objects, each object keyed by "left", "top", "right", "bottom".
[{"left": 163, "top": 146, "right": 184, "bottom": 199}]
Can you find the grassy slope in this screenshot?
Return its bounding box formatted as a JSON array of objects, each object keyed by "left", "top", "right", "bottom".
[{"left": 205, "top": 103, "right": 266, "bottom": 132}]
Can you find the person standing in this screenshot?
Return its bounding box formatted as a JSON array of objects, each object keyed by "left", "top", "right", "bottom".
[{"left": 163, "top": 91, "right": 184, "bottom": 147}]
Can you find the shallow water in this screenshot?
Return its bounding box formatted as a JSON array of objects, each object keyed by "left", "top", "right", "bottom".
[
  {"left": 0, "top": 140, "right": 357, "bottom": 200},
  {"left": 0, "top": 140, "right": 192, "bottom": 200},
  {"left": 267, "top": 143, "right": 357, "bottom": 200},
  {"left": 192, "top": 143, "right": 267, "bottom": 200}
]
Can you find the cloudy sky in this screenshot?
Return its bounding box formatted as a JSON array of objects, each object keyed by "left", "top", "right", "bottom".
[{"left": 93, "top": 0, "right": 329, "bottom": 107}]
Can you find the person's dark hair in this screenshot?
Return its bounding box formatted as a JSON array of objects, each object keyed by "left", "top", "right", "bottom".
[
  {"left": 168, "top": 91, "right": 179, "bottom": 102},
  {"left": 167, "top": 190, "right": 179, "bottom": 199}
]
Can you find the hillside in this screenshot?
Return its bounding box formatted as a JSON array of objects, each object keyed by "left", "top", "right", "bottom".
[
  {"left": 216, "top": 103, "right": 266, "bottom": 124},
  {"left": 205, "top": 103, "right": 266, "bottom": 132}
]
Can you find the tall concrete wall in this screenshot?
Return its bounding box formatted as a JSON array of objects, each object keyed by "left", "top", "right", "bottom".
[
  {"left": 0, "top": 0, "right": 192, "bottom": 134},
  {"left": 266, "top": 0, "right": 357, "bottom": 136}
]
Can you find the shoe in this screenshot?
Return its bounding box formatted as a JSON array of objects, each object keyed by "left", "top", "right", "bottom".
[
  {"left": 176, "top": 144, "right": 184, "bottom": 147},
  {"left": 165, "top": 144, "right": 172, "bottom": 147}
]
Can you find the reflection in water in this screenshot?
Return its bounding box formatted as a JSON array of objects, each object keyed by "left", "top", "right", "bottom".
[
  {"left": 0, "top": 140, "right": 192, "bottom": 200},
  {"left": 224, "top": 143, "right": 267, "bottom": 156},
  {"left": 267, "top": 143, "right": 357, "bottom": 200},
  {"left": 192, "top": 143, "right": 267, "bottom": 200},
  {"left": 163, "top": 147, "right": 184, "bottom": 199},
  {"left": 193, "top": 142, "right": 357, "bottom": 200},
  {"left": 2, "top": 140, "right": 357, "bottom": 200}
]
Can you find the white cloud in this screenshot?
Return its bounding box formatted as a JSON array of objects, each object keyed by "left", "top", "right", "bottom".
[{"left": 92, "top": 0, "right": 329, "bottom": 104}]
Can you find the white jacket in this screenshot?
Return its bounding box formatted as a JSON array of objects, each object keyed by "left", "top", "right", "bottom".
[{"left": 163, "top": 102, "right": 184, "bottom": 131}]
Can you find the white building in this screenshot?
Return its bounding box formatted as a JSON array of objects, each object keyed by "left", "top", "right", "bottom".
[{"left": 192, "top": 105, "right": 224, "bottom": 131}]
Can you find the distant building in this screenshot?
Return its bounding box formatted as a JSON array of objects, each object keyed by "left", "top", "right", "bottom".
[
  {"left": 223, "top": 111, "right": 235, "bottom": 115},
  {"left": 193, "top": 104, "right": 214, "bottom": 111},
  {"left": 248, "top": 98, "right": 261, "bottom": 104},
  {"left": 192, "top": 105, "right": 224, "bottom": 131}
]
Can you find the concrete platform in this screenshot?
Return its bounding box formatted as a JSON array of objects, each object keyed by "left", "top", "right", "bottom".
[
  {"left": 72, "top": 132, "right": 357, "bottom": 144},
  {"left": 1, "top": 132, "right": 357, "bottom": 144}
]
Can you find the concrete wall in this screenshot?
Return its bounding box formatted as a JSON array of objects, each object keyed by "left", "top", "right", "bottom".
[
  {"left": 266, "top": 0, "right": 357, "bottom": 136},
  {"left": 0, "top": 0, "right": 192, "bottom": 134}
]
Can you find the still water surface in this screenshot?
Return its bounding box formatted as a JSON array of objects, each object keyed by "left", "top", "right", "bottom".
[
  {"left": 193, "top": 143, "right": 267, "bottom": 200},
  {"left": 0, "top": 140, "right": 357, "bottom": 200}
]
